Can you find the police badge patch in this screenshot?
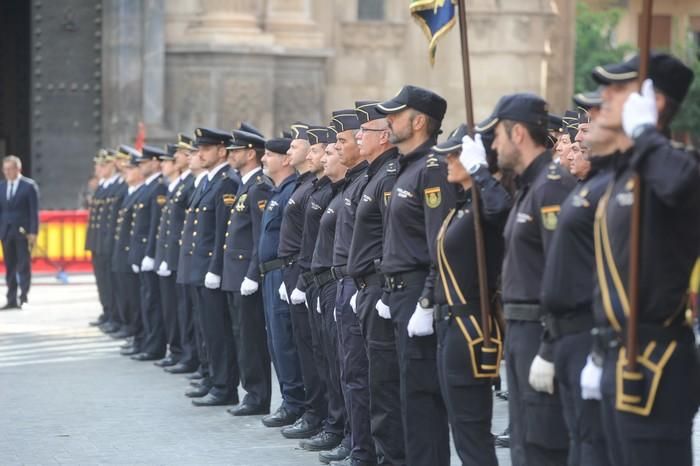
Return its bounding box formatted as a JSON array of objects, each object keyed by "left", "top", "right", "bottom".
[
  {"left": 383, "top": 191, "right": 391, "bottom": 206},
  {"left": 424, "top": 187, "right": 442, "bottom": 208},
  {"left": 156, "top": 195, "right": 167, "bottom": 206},
  {"left": 222, "top": 194, "right": 236, "bottom": 206},
  {"left": 540, "top": 205, "right": 561, "bottom": 230}
]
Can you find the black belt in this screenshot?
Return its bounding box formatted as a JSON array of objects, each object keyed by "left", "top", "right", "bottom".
[
  {"left": 259, "top": 254, "right": 298, "bottom": 275},
  {"left": 300, "top": 270, "right": 316, "bottom": 288},
  {"left": 591, "top": 322, "right": 693, "bottom": 364},
  {"left": 503, "top": 303, "right": 540, "bottom": 321},
  {"left": 354, "top": 272, "right": 384, "bottom": 290},
  {"left": 434, "top": 302, "right": 480, "bottom": 321},
  {"left": 331, "top": 266, "right": 348, "bottom": 280},
  {"left": 314, "top": 269, "right": 336, "bottom": 287},
  {"left": 384, "top": 269, "right": 428, "bottom": 291},
  {"left": 542, "top": 312, "right": 594, "bottom": 339}
]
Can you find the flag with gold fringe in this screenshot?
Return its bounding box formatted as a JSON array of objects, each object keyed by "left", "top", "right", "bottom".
[{"left": 410, "top": 0, "right": 457, "bottom": 65}]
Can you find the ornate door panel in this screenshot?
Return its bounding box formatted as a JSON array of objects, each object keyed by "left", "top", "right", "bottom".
[{"left": 31, "top": 0, "right": 102, "bottom": 208}]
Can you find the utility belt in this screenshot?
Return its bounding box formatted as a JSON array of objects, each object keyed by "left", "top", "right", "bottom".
[
  {"left": 542, "top": 311, "right": 594, "bottom": 340},
  {"left": 299, "top": 270, "right": 316, "bottom": 289},
  {"left": 503, "top": 302, "right": 540, "bottom": 321},
  {"left": 258, "top": 254, "right": 298, "bottom": 275},
  {"left": 384, "top": 269, "right": 428, "bottom": 291},
  {"left": 434, "top": 302, "right": 480, "bottom": 321},
  {"left": 354, "top": 272, "right": 384, "bottom": 290},
  {"left": 313, "top": 268, "right": 336, "bottom": 288},
  {"left": 592, "top": 320, "right": 692, "bottom": 417}
]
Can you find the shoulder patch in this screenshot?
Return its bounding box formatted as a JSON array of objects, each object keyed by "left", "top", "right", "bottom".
[
  {"left": 540, "top": 205, "right": 561, "bottom": 230},
  {"left": 424, "top": 187, "right": 442, "bottom": 208},
  {"left": 156, "top": 195, "right": 167, "bottom": 206},
  {"left": 222, "top": 194, "right": 236, "bottom": 206},
  {"left": 547, "top": 163, "right": 561, "bottom": 180},
  {"left": 425, "top": 156, "right": 440, "bottom": 169},
  {"left": 386, "top": 162, "right": 397, "bottom": 174}
]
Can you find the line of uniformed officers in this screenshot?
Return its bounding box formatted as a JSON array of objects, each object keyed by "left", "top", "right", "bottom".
[{"left": 85, "top": 50, "right": 700, "bottom": 466}]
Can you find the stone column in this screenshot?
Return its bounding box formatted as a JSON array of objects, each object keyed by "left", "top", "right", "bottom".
[
  {"left": 143, "top": 0, "right": 165, "bottom": 126},
  {"left": 187, "top": 0, "right": 273, "bottom": 45},
  {"left": 264, "top": 0, "right": 323, "bottom": 49}
]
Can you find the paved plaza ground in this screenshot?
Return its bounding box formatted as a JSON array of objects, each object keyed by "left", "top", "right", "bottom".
[{"left": 0, "top": 275, "right": 510, "bottom": 465}]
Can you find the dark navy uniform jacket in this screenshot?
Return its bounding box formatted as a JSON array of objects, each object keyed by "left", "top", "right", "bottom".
[
  {"left": 312, "top": 183, "right": 345, "bottom": 273},
  {"left": 128, "top": 175, "right": 165, "bottom": 268},
  {"left": 187, "top": 165, "right": 240, "bottom": 286},
  {"left": 333, "top": 161, "right": 369, "bottom": 268},
  {"left": 294, "top": 176, "right": 333, "bottom": 291},
  {"left": 113, "top": 185, "right": 145, "bottom": 273},
  {"left": 347, "top": 148, "right": 398, "bottom": 278},
  {"left": 164, "top": 173, "right": 193, "bottom": 271},
  {"left": 430, "top": 167, "right": 511, "bottom": 306},
  {"left": 220, "top": 169, "right": 272, "bottom": 292},
  {"left": 382, "top": 138, "right": 457, "bottom": 297},
  {"left": 176, "top": 174, "right": 205, "bottom": 286},
  {"left": 259, "top": 174, "right": 298, "bottom": 265},
  {"left": 85, "top": 183, "right": 103, "bottom": 253},
  {"left": 154, "top": 175, "right": 190, "bottom": 272},
  {"left": 101, "top": 178, "right": 127, "bottom": 259},
  {"left": 541, "top": 156, "right": 615, "bottom": 317},
  {"left": 501, "top": 151, "right": 576, "bottom": 305},
  {"left": 0, "top": 176, "right": 39, "bottom": 240},
  {"left": 593, "top": 129, "right": 700, "bottom": 330},
  {"left": 278, "top": 171, "right": 315, "bottom": 260}
]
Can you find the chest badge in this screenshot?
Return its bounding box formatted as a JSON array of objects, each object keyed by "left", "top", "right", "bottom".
[
  {"left": 540, "top": 205, "right": 561, "bottom": 230},
  {"left": 235, "top": 193, "right": 248, "bottom": 212},
  {"left": 156, "top": 195, "right": 167, "bottom": 206},
  {"left": 424, "top": 187, "right": 442, "bottom": 208},
  {"left": 223, "top": 194, "right": 236, "bottom": 207},
  {"left": 258, "top": 200, "right": 267, "bottom": 211},
  {"left": 383, "top": 191, "right": 392, "bottom": 206}
]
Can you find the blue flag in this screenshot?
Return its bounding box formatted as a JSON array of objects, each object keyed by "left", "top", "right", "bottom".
[{"left": 410, "top": 0, "right": 457, "bottom": 65}]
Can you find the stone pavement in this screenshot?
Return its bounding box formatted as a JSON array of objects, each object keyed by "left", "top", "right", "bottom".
[{"left": 0, "top": 274, "right": 518, "bottom": 465}]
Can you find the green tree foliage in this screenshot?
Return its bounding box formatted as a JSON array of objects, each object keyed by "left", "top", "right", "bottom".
[
  {"left": 671, "top": 52, "right": 700, "bottom": 142},
  {"left": 574, "top": 2, "right": 633, "bottom": 94}
]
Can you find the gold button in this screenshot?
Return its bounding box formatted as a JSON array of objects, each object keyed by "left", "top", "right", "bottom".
[
  {"left": 194, "top": 220, "right": 198, "bottom": 225},
  {"left": 164, "top": 244, "right": 168, "bottom": 248},
  {"left": 225, "top": 232, "right": 229, "bottom": 237},
  {"left": 195, "top": 208, "right": 200, "bottom": 213},
  {"left": 193, "top": 232, "right": 197, "bottom": 236},
  {"left": 178, "top": 240, "right": 182, "bottom": 246},
  {"left": 125, "top": 246, "right": 130, "bottom": 251},
  {"left": 223, "top": 245, "right": 227, "bottom": 250},
  {"left": 238, "top": 255, "right": 243, "bottom": 260},
  {"left": 208, "top": 251, "right": 212, "bottom": 256},
  {"left": 202, "top": 207, "right": 207, "bottom": 211},
  {"left": 142, "top": 238, "right": 147, "bottom": 243},
  {"left": 227, "top": 220, "right": 231, "bottom": 225}
]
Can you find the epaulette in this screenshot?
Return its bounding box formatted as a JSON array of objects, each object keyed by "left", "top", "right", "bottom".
[
  {"left": 546, "top": 162, "right": 561, "bottom": 180},
  {"left": 386, "top": 161, "right": 397, "bottom": 174},
  {"left": 425, "top": 155, "right": 440, "bottom": 169}
]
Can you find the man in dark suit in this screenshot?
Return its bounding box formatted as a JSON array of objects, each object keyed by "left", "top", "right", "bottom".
[
  {"left": 221, "top": 129, "right": 273, "bottom": 416},
  {"left": 0, "top": 155, "right": 39, "bottom": 310}
]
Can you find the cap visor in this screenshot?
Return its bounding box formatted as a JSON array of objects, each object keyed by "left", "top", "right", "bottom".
[
  {"left": 376, "top": 100, "right": 407, "bottom": 115},
  {"left": 591, "top": 65, "right": 638, "bottom": 85},
  {"left": 474, "top": 116, "right": 498, "bottom": 133}
]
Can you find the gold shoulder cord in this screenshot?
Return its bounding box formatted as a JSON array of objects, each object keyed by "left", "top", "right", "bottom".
[{"left": 436, "top": 208, "right": 468, "bottom": 306}]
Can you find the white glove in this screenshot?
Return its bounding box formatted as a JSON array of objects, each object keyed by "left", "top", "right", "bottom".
[
  {"left": 131, "top": 264, "right": 140, "bottom": 274},
  {"left": 580, "top": 355, "right": 603, "bottom": 400},
  {"left": 316, "top": 297, "right": 321, "bottom": 314},
  {"left": 204, "top": 272, "right": 221, "bottom": 289},
  {"left": 290, "top": 288, "right": 306, "bottom": 305},
  {"left": 350, "top": 291, "right": 358, "bottom": 314},
  {"left": 623, "top": 78, "right": 658, "bottom": 138},
  {"left": 141, "top": 256, "right": 155, "bottom": 272},
  {"left": 240, "top": 277, "right": 258, "bottom": 296},
  {"left": 333, "top": 307, "right": 337, "bottom": 322},
  {"left": 407, "top": 303, "right": 435, "bottom": 337},
  {"left": 460, "top": 133, "right": 488, "bottom": 174},
  {"left": 529, "top": 355, "right": 556, "bottom": 394},
  {"left": 278, "top": 282, "right": 289, "bottom": 303},
  {"left": 376, "top": 299, "right": 391, "bottom": 319},
  {"left": 156, "top": 261, "right": 171, "bottom": 277}
]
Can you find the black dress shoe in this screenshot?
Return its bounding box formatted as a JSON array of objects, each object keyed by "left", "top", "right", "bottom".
[
  {"left": 300, "top": 431, "right": 343, "bottom": 451},
  {"left": 319, "top": 443, "right": 351, "bottom": 464},
  {"left": 130, "top": 352, "right": 163, "bottom": 361},
  {"left": 185, "top": 385, "right": 211, "bottom": 398},
  {"left": 281, "top": 416, "right": 322, "bottom": 439},
  {"left": 153, "top": 356, "right": 178, "bottom": 367},
  {"left": 0, "top": 303, "right": 20, "bottom": 311},
  {"left": 111, "top": 329, "right": 132, "bottom": 339},
  {"left": 191, "top": 392, "right": 238, "bottom": 407},
  {"left": 102, "top": 322, "right": 121, "bottom": 334},
  {"left": 227, "top": 403, "right": 269, "bottom": 416},
  {"left": 262, "top": 406, "right": 299, "bottom": 428},
  {"left": 164, "top": 362, "right": 197, "bottom": 374},
  {"left": 494, "top": 426, "right": 510, "bottom": 448},
  {"left": 89, "top": 315, "right": 107, "bottom": 326},
  {"left": 186, "top": 371, "right": 204, "bottom": 380},
  {"left": 120, "top": 346, "right": 141, "bottom": 356}
]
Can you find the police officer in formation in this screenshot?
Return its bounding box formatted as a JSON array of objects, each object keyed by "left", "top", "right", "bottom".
[{"left": 87, "top": 49, "right": 699, "bottom": 466}]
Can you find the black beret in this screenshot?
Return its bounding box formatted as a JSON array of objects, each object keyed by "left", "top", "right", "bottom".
[
  {"left": 177, "top": 133, "right": 195, "bottom": 150},
  {"left": 355, "top": 100, "right": 384, "bottom": 124},
  {"left": 227, "top": 130, "right": 266, "bottom": 150},
  {"left": 592, "top": 52, "right": 694, "bottom": 103},
  {"left": 265, "top": 137, "right": 292, "bottom": 155},
  {"left": 377, "top": 84, "right": 447, "bottom": 122},
  {"left": 326, "top": 125, "right": 338, "bottom": 144},
  {"left": 432, "top": 124, "right": 467, "bottom": 155},
  {"left": 237, "top": 121, "right": 264, "bottom": 138},
  {"left": 290, "top": 122, "right": 310, "bottom": 140},
  {"left": 141, "top": 144, "right": 167, "bottom": 161},
  {"left": 562, "top": 110, "right": 579, "bottom": 140},
  {"left": 306, "top": 126, "right": 330, "bottom": 145},
  {"left": 331, "top": 110, "right": 361, "bottom": 133},
  {"left": 194, "top": 127, "right": 232, "bottom": 147}
]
